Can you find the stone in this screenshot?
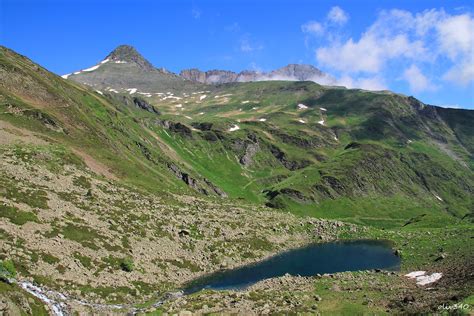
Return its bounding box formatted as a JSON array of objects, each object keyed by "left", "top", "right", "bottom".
[
  {"left": 403, "top": 295, "right": 415, "bottom": 303},
  {"left": 178, "top": 229, "right": 190, "bottom": 237}
]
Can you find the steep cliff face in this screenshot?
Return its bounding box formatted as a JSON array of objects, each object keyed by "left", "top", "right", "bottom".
[
  {"left": 180, "top": 69, "right": 240, "bottom": 84},
  {"left": 179, "top": 68, "right": 208, "bottom": 83}
]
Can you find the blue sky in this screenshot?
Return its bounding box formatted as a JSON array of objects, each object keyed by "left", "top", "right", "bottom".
[{"left": 1, "top": 0, "right": 473, "bottom": 108}]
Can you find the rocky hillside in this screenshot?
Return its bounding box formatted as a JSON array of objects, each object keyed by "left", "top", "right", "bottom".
[
  {"left": 2, "top": 45, "right": 473, "bottom": 227},
  {"left": 180, "top": 64, "right": 333, "bottom": 85},
  {"left": 0, "top": 45, "right": 473, "bottom": 314}
]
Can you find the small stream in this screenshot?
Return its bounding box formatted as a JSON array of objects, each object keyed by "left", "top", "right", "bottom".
[{"left": 15, "top": 239, "right": 399, "bottom": 315}]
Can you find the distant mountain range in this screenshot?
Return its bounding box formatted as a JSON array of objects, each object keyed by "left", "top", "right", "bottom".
[
  {"left": 179, "top": 64, "right": 334, "bottom": 85},
  {"left": 65, "top": 45, "right": 336, "bottom": 90}
]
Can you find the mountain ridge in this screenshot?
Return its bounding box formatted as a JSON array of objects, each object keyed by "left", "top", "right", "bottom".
[
  {"left": 65, "top": 45, "right": 336, "bottom": 88},
  {"left": 180, "top": 63, "right": 334, "bottom": 85}
]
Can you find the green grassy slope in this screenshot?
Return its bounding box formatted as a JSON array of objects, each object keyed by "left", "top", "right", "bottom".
[
  {"left": 135, "top": 81, "right": 473, "bottom": 228},
  {"left": 1, "top": 46, "right": 473, "bottom": 229},
  {"left": 0, "top": 46, "right": 224, "bottom": 198}
]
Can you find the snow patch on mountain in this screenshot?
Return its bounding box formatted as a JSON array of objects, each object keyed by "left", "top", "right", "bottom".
[
  {"left": 82, "top": 64, "right": 101, "bottom": 72},
  {"left": 297, "top": 104, "right": 308, "bottom": 110},
  {"left": 228, "top": 124, "right": 240, "bottom": 132}
]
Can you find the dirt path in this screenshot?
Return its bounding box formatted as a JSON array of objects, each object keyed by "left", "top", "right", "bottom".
[{"left": 71, "top": 148, "right": 118, "bottom": 180}]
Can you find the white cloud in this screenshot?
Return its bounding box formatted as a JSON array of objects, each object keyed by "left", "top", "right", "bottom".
[
  {"left": 403, "top": 64, "right": 436, "bottom": 92},
  {"left": 302, "top": 21, "right": 324, "bottom": 36},
  {"left": 240, "top": 39, "right": 263, "bottom": 53},
  {"left": 316, "top": 33, "right": 426, "bottom": 74},
  {"left": 437, "top": 14, "right": 474, "bottom": 59},
  {"left": 438, "top": 104, "right": 461, "bottom": 109},
  {"left": 337, "top": 75, "right": 387, "bottom": 91},
  {"left": 225, "top": 22, "right": 240, "bottom": 33},
  {"left": 327, "top": 6, "right": 349, "bottom": 25},
  {"left": 315, "top": 15, "right": 429, "bottom": 75},
  {"left": 191, "top": 8, "right": 201, "bottom": 19},
  {"left": 302, "top": 7, "right": 348, "bottom": 38},
  {"left": 443, "top": 58, "right": 474, "bottom": 86},
  {"left": 436, "top": 13, "right": 474, "bottom": 86},
  {"left": 307, "top": 8, "right": 474, "bottom": 91}
]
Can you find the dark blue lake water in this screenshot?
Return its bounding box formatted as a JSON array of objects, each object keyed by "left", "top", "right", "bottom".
[{"left": 184, "top": 239, "right": 400, "bottom": 294}]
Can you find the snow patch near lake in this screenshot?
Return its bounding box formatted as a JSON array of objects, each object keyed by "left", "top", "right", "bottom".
[
  {"left": 61, "top": 74, "right": 71, "bottom": 79},
  {"left": 127, "top": 88, "right": 137, "bottom": 94},
  {"left": 320, "top": 107, "right": 327, "bottom": 111},
  {"left": 405, "top": 271, "right": 426, "bottom": 278},
  {"left": 318, "top": 119, "right": 325, "bottom": 125},
  {"left": 200, "top": 95, "right": 207, "bottom": 100},
  {"left": 95, "top": 90, "right": 103, "bottom": 95},
  {"left": 417, "top": 273, "right": 443, "bottom": 285},
  {"left": 298, "top": 119, "right": 306, "bottom": 124},
  {"left": 259, "top": 118, "right": 267, "bottom": 122},
  {"left": 434, "top": 194, "right": 443, "bottom": 201},
  {"left": 405, "top": 271, "right": 443, "bottom": 285}
]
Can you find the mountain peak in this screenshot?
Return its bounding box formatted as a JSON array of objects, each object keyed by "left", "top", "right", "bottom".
[{"left": 106, "top": 45, "right": 154, "bottom": 71}]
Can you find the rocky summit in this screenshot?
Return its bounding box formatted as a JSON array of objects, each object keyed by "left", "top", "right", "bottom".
[
  {"left": 0, "top": 44, "right": 473, "bottom": 315},
  {"left": 105, "top": 44, "right": 155, "bottom": 71}
]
